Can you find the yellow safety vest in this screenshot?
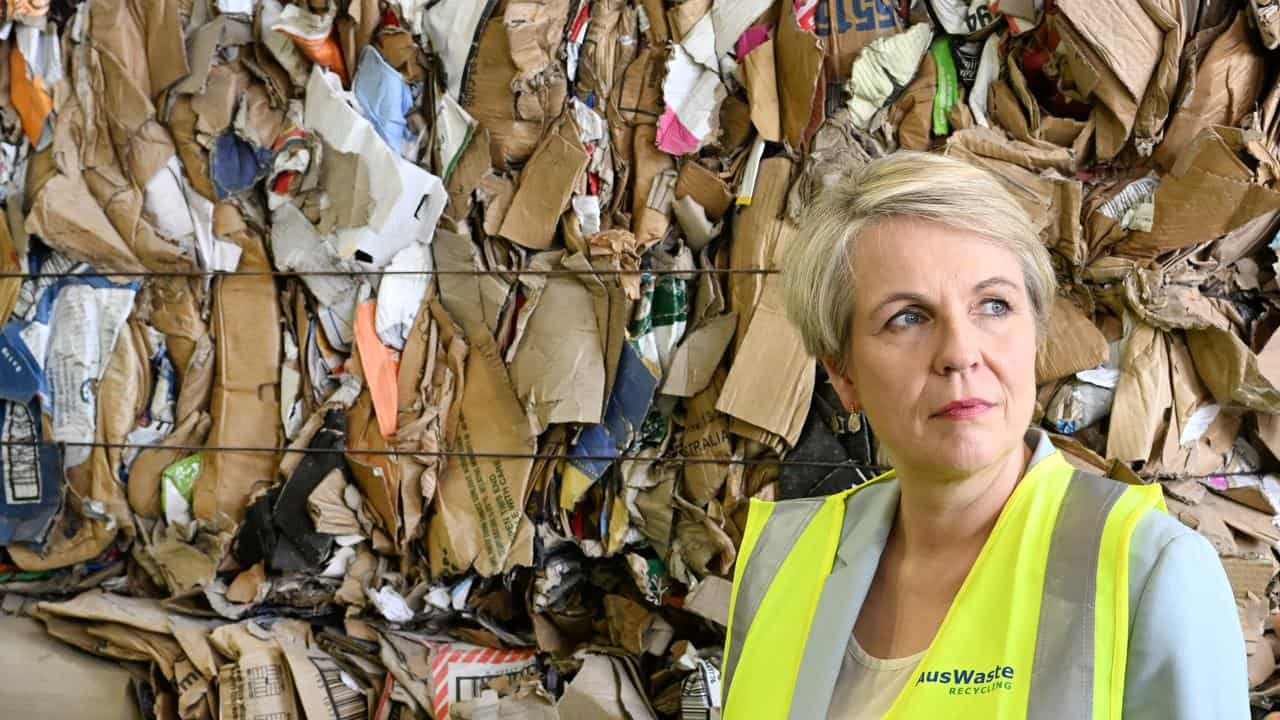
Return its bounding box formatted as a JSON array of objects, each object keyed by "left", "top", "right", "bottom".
[{"left": 722, "top": 449, "right": 1165, "bottom": 719}]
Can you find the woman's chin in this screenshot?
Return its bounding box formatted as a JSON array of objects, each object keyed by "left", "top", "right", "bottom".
[{"left": 911, "top": 436, "right": 1008, "bottom": 475}]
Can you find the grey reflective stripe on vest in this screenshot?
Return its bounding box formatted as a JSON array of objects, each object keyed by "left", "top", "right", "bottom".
[
  {"left": 721, "top": 498, "right": 825, "bottom": 708},
  {"left": 1026, "top": 471, "right": 1127, "bottom": 719}
]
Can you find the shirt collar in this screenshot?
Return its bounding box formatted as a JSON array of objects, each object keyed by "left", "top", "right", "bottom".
[{"left": 1024, "top": 426, "right": 1057, "bottom": 469}]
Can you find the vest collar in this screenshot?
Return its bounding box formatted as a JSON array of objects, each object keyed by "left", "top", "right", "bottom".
[{"left": 795, "top": 431, "right": 1069, "bottom": 719}]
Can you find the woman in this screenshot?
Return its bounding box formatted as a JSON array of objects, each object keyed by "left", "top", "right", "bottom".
[{"left": 720, "top": 152, "right": 1247, "bottom": 719}]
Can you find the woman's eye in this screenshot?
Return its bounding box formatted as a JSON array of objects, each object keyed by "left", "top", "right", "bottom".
[
  {"left": 980, "top": 298, "right": 1011, "bottom": 316},
  {"left": 889, "top": 309, "right": 926, "bottom": 328}
]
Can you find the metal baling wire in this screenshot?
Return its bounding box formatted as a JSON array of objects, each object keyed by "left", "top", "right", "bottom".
[
  {"left": 4, "top": 267, "right": 1256, "bottom": 480},
  {"left": 0, "top": 266, "right": 812, "bottom": 464},
  {"left": 0, "top": 439, "right": 1270, "bottom": 482},
  {"left": 0, "top": 438, "right": 889, "bottom": 471},
  {"left": 0, "top": 268, "right": 781, "bottom": 279}
]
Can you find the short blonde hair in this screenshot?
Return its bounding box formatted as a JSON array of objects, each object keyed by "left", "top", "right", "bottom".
[{"left": 783, "top": 151, "right": 1057, "bottom": 375}]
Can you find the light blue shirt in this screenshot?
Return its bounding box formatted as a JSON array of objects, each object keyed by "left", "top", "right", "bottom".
[
  {"left": 1027, "top": 429, "right": 1249, "bottom": 719},
  {"left": 786, "top": 428, "right": 1250, "bottom": 718}
]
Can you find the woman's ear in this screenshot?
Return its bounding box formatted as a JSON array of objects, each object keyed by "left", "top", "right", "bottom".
[{"left": 820, "top": 356, "right": 861, "bottom": 414}]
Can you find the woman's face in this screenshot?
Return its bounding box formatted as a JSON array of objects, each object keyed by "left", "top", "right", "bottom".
[{"left": 827, "top": 218, "right": 1039, "bottom": 477}]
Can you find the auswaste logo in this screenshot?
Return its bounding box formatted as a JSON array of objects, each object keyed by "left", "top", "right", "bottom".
[{"left": 915, "top": 663, "right": 1016, "bottom": 696}]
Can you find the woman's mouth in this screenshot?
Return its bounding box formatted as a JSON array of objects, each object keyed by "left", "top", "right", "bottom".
[{"left": 933, "top": 399, "right": 994, "bottom": 420}]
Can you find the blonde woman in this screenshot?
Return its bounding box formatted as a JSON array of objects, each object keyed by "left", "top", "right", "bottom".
[{"left": 720, "top": 152, "right": 1247, "bottom": 719}]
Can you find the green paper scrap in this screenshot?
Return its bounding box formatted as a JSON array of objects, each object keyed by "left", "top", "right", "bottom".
[
  {"left": 930, "top": 36, "right": 958, "bottom": 137},
  {"left": 162, "top": 454, "right": 202, "bottom": 502}
]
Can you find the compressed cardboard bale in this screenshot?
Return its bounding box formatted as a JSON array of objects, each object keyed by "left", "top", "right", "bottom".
[
  {"left": 191, "top": 207, "right": 282, "bottom": 525},
  {"left": 12, "top": 1, "right": 1280, "bottom": 714}
]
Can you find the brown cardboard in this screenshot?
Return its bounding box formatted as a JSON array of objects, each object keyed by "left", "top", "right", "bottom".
[
  {"left": 887, "top": 52, "right": 937, "bottom": 151},
  {"left": 24, "top": 91, "right": 147, "bottom": 273},
  {"left": 659, "top": 312, "right": 737, "bottom": 398},
  {"left": 338, "top": 0, "right": 380, "bottom": 86},
  {"left": 1156, "top": 14, "right": 1265, "bottom": 169},
  {"left": 434, "top": 228, "right": 510, "bottom": 338},
  {"left": 1123, "top": 129, "right": 1280, "bottom": 257},
  {"left": 465, "top": 17, "right": 545, "bottom": 168},
  {"left": 632, "top": 123, "right": 676, "bottom": 248},
  {"left": 509, "top": 255, "right": 607, "bottom": 432},
  {"left": 281, "top": 644, "right": 370, "bottom": 720},
  {"left": 1187, "top": 326, "right": 1280, "bottom": 413},
  {"left": 742, "top": 38, "right": 781, "bottom": 143},
  {"left": 776, "top": 0, "right": 824, "bottom": 151},
  {"left": 1050, "top": 0, "right": 1163, "bottom": 159},
  {"left": 683, "top": 575, "right": 731, "bottom": 627},
  {"left": 716, "top": 94, "right": 755, "bottom": 156},
  {"left": 729, "top": 157, "right": 792, "bottom": 343},
  {"left": 501, "top": 121, "right": 590, "bottom": 249},
  {"left": 1204, "top": 491, "right": 1280, "bottom": 546},
  {"left": 1035, "top": 297, "right": 1109, "bottom": 384},
  {"left": 557, "top": 654, "right": 658, "bottom": 720},
  {"left": 578, "top": 0, "right": 636, "bottom": 121},
  {"left": 33, "top": 610, "right": 149, "bottom": 663},
  {"left": 1120, "top": 264, "right": 1235, "bottom": 332},
  {"left": 89, "top": 0, "right": 185, "bottom": 185},
  {"left": 617, "top": 47, "right": 665, "bottom": 127},
  {"left": 944, "top": 139, "right": 1084, "bottom": 266},
  {"left": 816, "top": 0, "right": 903, "bottom": 81},
  {"left": 674, "top": 161, "right": 732, "bottom": 221},
  {"left": 717, "top": 272, "right": 813, "bottom": 448},
  {"left": 604, "top": 594, "right": 659, "bottom": 655},
  {"left": 506, "top": 0, "right": 573, "bottom": 80},
  {"left": 218, "top": 647, "right": 300, "bottom": 720},
  {"left": 678, "top": 367, "right": 733, "bottom": 510},
  {"left": 346, "top": 390, "right": 403, "bottom": 540},
  {"left": 1106, "top": 323, "right": 1172, "bottom": 464},
  {"left": 1154, "top": 334, "right": 1215, "bottom": 476},
  {"left": 945, "top": 127, "right": 1074, "bottom": 174},
  {"left": 1115, "top": 0, "right": 1184, "bottom": 154},
  {"left": 567, "top": 252, "right": 629, "bottom": 413},
  {"left": 226, "top": 562, "right": 268, "bottom": 605},
  {"left": 0, "top": 213, "right": 18, "bottom": 322},
  {"left": 428, "top": 328, "right": 537, "bottom": 577},
  {"left": 147, "top": 528, "right": 226, "bottom": 595},
  {"left": 38, "top": 590, "right": 174, "bottom": 634},
  {"left": 665, "top": 0, "right": 710, "bottom": 41},
  {"left": 192, "top": 208, "right": 282, "bottom": 525},
  {"left": 308, "top": 469, "right": 362, "bottom": 536},
  {"left": 672, "top": 495, "right": 737, "bottom": 578}
]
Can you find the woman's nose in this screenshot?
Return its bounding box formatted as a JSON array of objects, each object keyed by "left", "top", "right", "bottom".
[{"left": 933, "top": 316, "right": 981, "bottom": 374}]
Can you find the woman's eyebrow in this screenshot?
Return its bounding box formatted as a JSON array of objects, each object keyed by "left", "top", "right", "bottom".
[
  {"left": 870, "top": 291, "right": 929, "bottom": 316},
  {"left": 974, "top": 277, "right": 1020, "bottom": 293},
  {"left": 869, "top": 277, "right": 1020, "bottom": 315}
]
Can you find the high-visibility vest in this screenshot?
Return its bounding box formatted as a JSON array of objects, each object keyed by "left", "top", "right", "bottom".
[{"left": 721, "top": 449, "right": 1165, "bottom": 719}]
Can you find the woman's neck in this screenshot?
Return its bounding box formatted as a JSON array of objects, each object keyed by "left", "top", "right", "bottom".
[{"left": 891, "top": 442, "right": 1033, "bottom": 557}]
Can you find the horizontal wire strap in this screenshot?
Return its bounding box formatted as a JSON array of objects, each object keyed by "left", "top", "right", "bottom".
[
  {"left": 0, "top": 440, "right": 1267, "bottom": 480},
  {"left": 0, "top": 439, "right": 888, "bottom": 471},
  {"left": 0, "top": 268, "right": 781, "bottom": 280}
]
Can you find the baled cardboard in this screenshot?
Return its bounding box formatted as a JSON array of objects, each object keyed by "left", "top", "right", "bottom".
[
  {"left": 428, "top": 328, "right": 537, "bottom": 577},
  {"left": 509, "top": 256, "right": 607, "bottom": 433},
  {"left": 742, "top": 37, "right": 781, "bottom": 143},
  {"left": 192, "top": 209, "right": 281, "bottom": 525},
  {"left": 1156, "top": 13, "right": 1265, "bottom": 170},
  {"left": 776, "top": 0, "right": 825, "bottom": 151},
  {"left": 500, "top": 119, "right": 590, "bottom": 250},
  {"left": 1036, "top": 297, "right": 1109, "bottom": 384},
  {"left": 813, "top": 0, "right": 903, "bottom": 80},
  {"left": 1121, "top": 129, "right": 1280, "bottom": 258}
]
